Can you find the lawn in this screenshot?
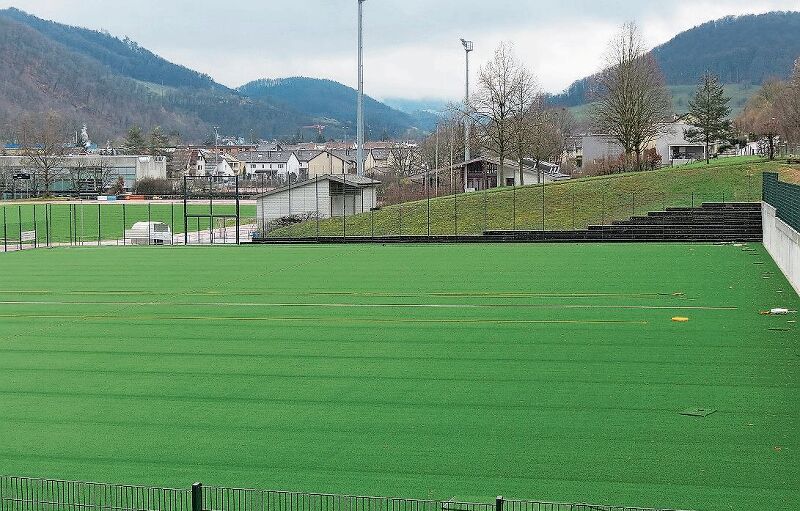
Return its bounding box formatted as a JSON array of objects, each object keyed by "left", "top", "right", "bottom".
[
  {"left": 267, "top": 157, "right": 799, "bottom": 238},
  {"left": 0, "top": 243, "right": 797, "bottom": 511},
  {"left": 0, "top": 202, "right": 256, "bottom": 244}
]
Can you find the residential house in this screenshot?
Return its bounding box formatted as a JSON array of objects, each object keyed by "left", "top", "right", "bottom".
[
  {"left": 652, "top": 120, "right": 708, "bottom": 164},
  {"left": 237, "top": 151, "right": 301, "bottom": 181},
  {"left": 307, "top": 150, "right": 364, "bottom": 177},
  {"left": 366, "top": 148, "right": 392, "bottom": 174},
  {"left": 460, "top": 156, "right": 567, "bottom": 190},
  {"left": 294, "top": 150, "right": 323, "bottom": 178}
]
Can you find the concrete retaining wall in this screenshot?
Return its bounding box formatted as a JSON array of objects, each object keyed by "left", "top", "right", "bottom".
[{"left": 763, "top": 202, "right": 800, "bottom": 296}]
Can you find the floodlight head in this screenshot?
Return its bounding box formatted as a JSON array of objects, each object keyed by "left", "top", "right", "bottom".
[{"left": 461, "top": 39, "right": 473, "bottom": 52}]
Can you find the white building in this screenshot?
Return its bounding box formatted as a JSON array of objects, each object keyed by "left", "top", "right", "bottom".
[
  {"left": 255, "top": 174, "right": 379, "bottom": 229},
  {"left": 0, "top": 154, "right": 166, "bottom": 193},
  {"left": 654, "top": 121, "right": 708, "bottom": 165},
  {"left": 237, "top": 151, "right": 300, "bottom": 180}
]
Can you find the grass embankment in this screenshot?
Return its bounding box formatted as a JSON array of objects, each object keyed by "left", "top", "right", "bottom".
[
  {"left": 0, "top": 244, "right": 796, "bottom": 510},
  {"left": 271, "top": 157, "right": 799, "bottom": 238},
  {"left": 0, "top": 203, "right": 256, "bottom": 243}
]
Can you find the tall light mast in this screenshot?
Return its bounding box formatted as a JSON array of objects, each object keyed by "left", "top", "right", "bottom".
[
  {"left": 460, "top": 38, "right": 473, "bottom": 191},
  {"left": 356, "top": 0, "right": 366, "bottom": 176}
]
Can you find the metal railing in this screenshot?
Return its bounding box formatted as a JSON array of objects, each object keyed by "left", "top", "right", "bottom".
[{"left": 0, "top": 477, "right": 692, "bottom": 511}]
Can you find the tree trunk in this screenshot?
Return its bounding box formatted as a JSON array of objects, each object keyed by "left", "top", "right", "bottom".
[
  {"left": 498, "top": 152, "right": 505, "bottom": 187},
  {"left": 768, "top": 136, "right": 775, "bottom": 160},
  {"left": 519, "top": 158, "right": 524, "bottom": 187}
]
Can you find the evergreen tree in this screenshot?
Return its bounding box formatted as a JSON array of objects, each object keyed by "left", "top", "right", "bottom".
[
  {"left": 685, "top": 73, "right": 732, "bottom": 164},
  {"left": 148, "top": 126, "right": 169, "bottom": 156},
  {"left": 123, "top": 125, "right": 147, "bottom": 155}
]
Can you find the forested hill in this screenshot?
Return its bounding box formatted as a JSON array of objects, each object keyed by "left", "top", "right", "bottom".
[
  {"left": 0, "top": 9, "right": 420, "bottom": 142},
  {"left": 551, "top": 11, "right": 800, "bottom": 107},
  {"left": 0, "top": 7, "right": 222, "bottom": 91},
  {"left": 0, "top": 8, "right": 315, "bottom": 141},
  {"left": 238, "top": 77, "right": 425, "bottom": 139}
]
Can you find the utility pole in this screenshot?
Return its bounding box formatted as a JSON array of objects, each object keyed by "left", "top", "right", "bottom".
[
  {"left": 356, "top": 0, "right": 366, "bottom": 177},
  {"left": 461, "top": 38, "right": 473, "bottom": 192}
]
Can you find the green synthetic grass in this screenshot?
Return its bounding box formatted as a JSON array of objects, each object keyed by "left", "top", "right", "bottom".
[
  {"left": 0, "top": 203, "right": 256, "bottom": 243},
  {"left": 0, "top": 244, "right": 797, "bottom": 511},
  {"left": 269, "top": 157, "right": 798, "bottom": 238}
]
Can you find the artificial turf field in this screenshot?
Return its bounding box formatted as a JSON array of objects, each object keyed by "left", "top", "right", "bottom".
[{"left": 0, "top": 243, "right": 797, "bottom": 511}]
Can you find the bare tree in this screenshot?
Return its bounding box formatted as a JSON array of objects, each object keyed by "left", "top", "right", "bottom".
[
  {"left": 736, "top": 79, "right": 785, "bottom": 159},
  {"left": 777, "top": 59, "right": 800, "bottom": 144},
  {"left": 471, "top": 43, "right": 524, "bottom": 187},
  {"left": 528, "top": 102, "right": 574, "bottom": 183},
  {"left": 590, "top": 23, "right": 672, "bottom": 170},
  {"left": 512, "top": 68, "right": 539, "bottom": 186},
  {"left": 17, "top": 112, "right": 70, "bottom": 197},
  {"left": 386, "top": 143, "right": 422, "bottom": 182}
]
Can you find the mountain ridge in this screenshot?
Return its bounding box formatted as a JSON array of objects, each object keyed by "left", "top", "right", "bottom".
[
  {"left": 0, "top": 8, "right": 418, "bottom": 142},
  {"left": 550, "top": 11, "right": 800, "bottom": 108}
]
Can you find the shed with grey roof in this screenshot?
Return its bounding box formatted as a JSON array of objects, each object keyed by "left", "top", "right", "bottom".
[{"left": 255, "top": 174, "right": 380, "bottom": 232}]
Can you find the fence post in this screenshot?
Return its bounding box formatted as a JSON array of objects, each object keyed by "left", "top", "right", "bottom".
[
  {"left": 483, "top": 187, "right": 488, "bottom": 233},
  {"left": 69, "top": 204, "right": 73, "bottom": 246},
  {"left": 454, "top": 191, "right": 458, "bottom": 236},
  {"left": 183, "top": 176, "right": 189, "bottom": 246},
  {"left": 148, "top": 202, "right": 152, "bottom": 246},
  {"left": 122, "top": 203, "right": 127, "bottom": 246},
  {"left": 541, "top": 179, "right": 545, "bottom": 231},
  {"left": 191, "top": 483, "right": 203, "bottom": 511},
  {"left": 341, "top": 176, "right": 346, "bottom": 240},
  {"left": 602, "top": 192, "right": 606, "bottom": 225},
  {"left": 427, "top": 177, "right": 431, "bottom": 238},
  {"left": 45, "top": 204, "right": 50, "bottom": 248},
  {"left": 33, "top": 204, "right": 37, "bottom": 248},
  {"left": 496, "top": 496, "right": 504, "bottom": 511},
  {"left": 97, "top": 204, "right": 101, "bottom": 246},
  {"left": 572, "top": 193, "right": 576, "bottom": 231},
  {"left": 3, "top": 206, "right": 6, "bottom": 252},
  {"left": 235, "top": 175, "right": 240, "bottom": 245},
  {"left": 18, "top": 205, "right": 22, "bottom": 251},
  {"left": 512, "top": 184, "right": 516, "bottom": 231}
]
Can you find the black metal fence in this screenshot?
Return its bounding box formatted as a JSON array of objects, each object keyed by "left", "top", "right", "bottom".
[
  {"left": 763, "top": 172, "right": 800, "bottom": 232},
  {"left": 0, "top": 476, "right": 691, "bottom": 511},
  {"left": 0, "top": 201, "right": 252, "bottom": 252},
  {"left": 253, "top": 171, "right": 762, "bottom": 240}
]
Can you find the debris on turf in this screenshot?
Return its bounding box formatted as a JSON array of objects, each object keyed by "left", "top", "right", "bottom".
[
  {"left": 672, "top": 317, "right": 690, "bottom": 322},
  {"left": 680, "top": 408, "right": 717, "bottom": 417},
  {"left": 760, "top": 308, "right": 793, "bottom": 315}
]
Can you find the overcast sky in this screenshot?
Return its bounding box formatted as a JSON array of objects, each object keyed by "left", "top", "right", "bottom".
[{"left": 1, "top": 0, "right": 798, "bottom": 101}]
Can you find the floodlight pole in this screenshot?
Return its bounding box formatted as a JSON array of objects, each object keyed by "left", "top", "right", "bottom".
[
  {"left": 356, "top": 0, "right": 366, "bottom": 177},
  {"left": 461, "top": 38, "right": 473, "bottom": 192}
]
